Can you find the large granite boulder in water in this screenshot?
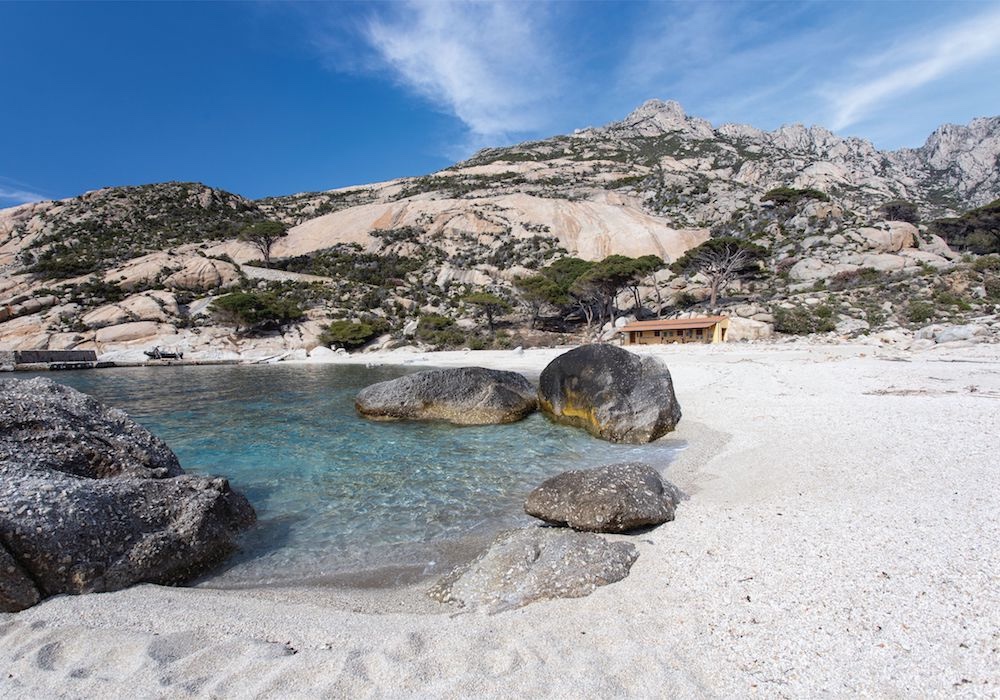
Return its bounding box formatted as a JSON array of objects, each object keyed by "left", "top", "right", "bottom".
[
  {"left": 525, "top": 462, "right": 680, "bottom": 533},
  {"left": 429, "top": 527, "right": 638, "bottom": 613},
  {"left": 0, "top": 377, "right": 255, "bottom": 612},
  {"left": 356, "top": 367, "right": 537, "bottom": 425},
  {"left": 538, "top": 344, "right": 681, "bottom": 443}
]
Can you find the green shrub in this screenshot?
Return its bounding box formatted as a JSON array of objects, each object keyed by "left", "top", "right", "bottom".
[
  {"left": 906, "top": 301, "right": 935, "bottom": 323},
  {"left": 828, "top": 267, "right": 882, "bottom": 292},
  {"left": 272, "top": 245, "right": 421, "bottom": 285},
  {"left": 211, "top": 291, "right": 304, "bottom": 332},
  {"left": 320, "top": 318, "right": 389, "bottom": 349},
  {"left": 673, "top": 291, "right": 698, "bottom": 309},
  {"left": 928, "top": 199, "right": 1000, "bottom": 255},
  {"left": 762, "top": 187, "right": 829, "bottom": 206},
  {"left": 972, "top": 254, "right": 1000, "bottom": 273},
  {"left": 416, "top": 314, "right": 468, "bottom": 348},
  {"left": 932, "top": 289, "right": 972, "bottom": 311},
  {"left": 773, "top": 305, "right": 836, "bottom": 334},
  {"left": 984, "top": 275, "right": 1000, "bottom": 301},
  {"left": 879, "top": 200, "right": 920, "bottom": 224}
]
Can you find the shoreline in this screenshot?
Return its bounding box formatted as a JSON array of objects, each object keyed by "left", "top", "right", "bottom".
[{"left": 2, "top": 342, "right": 999, "bottom": 695}]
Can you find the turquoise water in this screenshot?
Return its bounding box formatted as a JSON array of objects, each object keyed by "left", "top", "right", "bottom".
[{"left": 30, "top": 364, "right": 681, "bottom": 587}]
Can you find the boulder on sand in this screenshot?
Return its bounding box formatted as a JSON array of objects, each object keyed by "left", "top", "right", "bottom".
[
  {"left": 538, "top": 344, "right": 682, "bottom": 443},
  {"left": 429, "top": 527, "right": 638, "bottom": 613},
  {"left": 355, "top": 367, "right": 537, "bottom": 425},
  {"left": 0, "top": 377, "right": 256, "bottom": 613},
  {"left": 525, "top": 463, "right": 680, "bottom": 533}
]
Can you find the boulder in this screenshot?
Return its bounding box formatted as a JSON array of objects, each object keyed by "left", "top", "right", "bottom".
[
  {"left": 163, "top": 257, "right": 241, "bottom": 292},
  {"left": 95, "top": 321, "right": 175, "bottom": 345},
  {"left": 82, "top": 293, "right": 173, "bottom": 330},
  {"left": 307, "top": 345, "right": 339, "bottom": 361},
  {"left": 356, "top": 367, "right": 537, "bottom": 425},
  {"left": 106, "top": 252, "right": 238, "bottom": 292},
  {"left": 858, "top": 253, "right": 907, "bottom": 273},
  {"left": 0, "top": 377, "right": 255, "bottom": 612},
  {"left": 855, "top": 223, "right": 916, "bottom": 253},
  {"left": 934, "top": 324, "right": 987, "bottom": 344},
  {"left": 537, "top": 344, "right": 681, "bottom": 443},
  {"left": 789, "top": 258, "right": 858, "bottom": 281},
  {"left": 726, "top": 316, "right": 772, "bottom": 341},
  {"left": 81, "top": 303, "right": 131, "bottom": 329},
  {"left": 428, "top": 527, "right": 638, "bottom": 613},
  {"left": 524, "top": 463, "right": 680, "bottom": 533},
  {"left": 920, "top": 233, "right": 959, "bottom": 260},
  {"left": 898, "top": 249, "right": 950, "bottom": 268},
  {"left": 835, "top": 317, "right": 870, "bottom": 335}
]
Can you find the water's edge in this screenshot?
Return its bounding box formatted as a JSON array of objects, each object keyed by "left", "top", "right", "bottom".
[{"left": 22, "top": 363, "right": 681, "bottom": 592}]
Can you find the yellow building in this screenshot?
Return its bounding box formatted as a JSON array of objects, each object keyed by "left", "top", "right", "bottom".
[{"left": 619, "top": 316, "right": 729, "bottom": 345}]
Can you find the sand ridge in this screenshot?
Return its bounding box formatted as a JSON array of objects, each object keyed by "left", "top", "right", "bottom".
[{"left": 2, "top": 343, "right": 999, "bottom": 697}]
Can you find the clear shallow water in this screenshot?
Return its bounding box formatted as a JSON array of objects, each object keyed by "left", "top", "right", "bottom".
[{"left": 29, "top": 365, "right": 681, "bottom": 587}]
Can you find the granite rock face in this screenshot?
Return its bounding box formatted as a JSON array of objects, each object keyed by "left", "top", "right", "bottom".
[
  {"left": 356, "top": 367, "right": 537, "bottom": 425},
  {"left": 538, "top": 344, "right": 682, "bottom": 443},
  {"left": 525, "top": 463, "right": 680, "bottom": 533},
  {"left": 0, "top": 377, "right": 256, "bottom": 612},
  {"left": 429, "top": 527, "right": 638, "bottom": 613}
]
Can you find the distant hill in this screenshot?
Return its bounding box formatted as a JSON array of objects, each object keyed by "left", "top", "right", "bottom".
[{"left": 1, "top": 100, "right": 998, "bottom": 355}]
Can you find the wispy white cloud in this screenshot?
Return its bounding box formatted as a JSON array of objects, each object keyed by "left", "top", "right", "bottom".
[
  {"left": 617, "top": 2, "right": 851, "bottom": 129},
  {"left": 361, "top": 0, "right": 561, "bottom": 145},
  {"left": 824, "top": 6, "right": 1000, "bottom": 131},
  {"left": 0, "top": 178, "right": 47, "bottom": 206}
]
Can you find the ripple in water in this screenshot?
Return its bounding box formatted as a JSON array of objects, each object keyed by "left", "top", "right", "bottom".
[{"left": 31, "top": 364, "right": 681, "bottom": 587}]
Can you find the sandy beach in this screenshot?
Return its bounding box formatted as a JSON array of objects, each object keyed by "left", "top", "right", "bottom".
[{"left": 2, "top": 341, "right": 999, "bottom": 697}]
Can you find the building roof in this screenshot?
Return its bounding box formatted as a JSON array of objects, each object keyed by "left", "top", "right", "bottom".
[{"left": 619, "top": 316, "right": 727, "bottom": 332}]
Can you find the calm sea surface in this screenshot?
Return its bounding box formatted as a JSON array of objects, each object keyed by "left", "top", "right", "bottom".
[{"left": 26, "top": 364, "right": 680, "bottom": 587}]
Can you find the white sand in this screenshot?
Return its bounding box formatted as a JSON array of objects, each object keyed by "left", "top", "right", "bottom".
[{"left": 2, "top": 342, "right": 999, "bottom": 697}]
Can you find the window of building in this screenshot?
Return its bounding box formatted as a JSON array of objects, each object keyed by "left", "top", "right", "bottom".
[{"left": 653, "top": 330, "right": 660, "bottom": 337}]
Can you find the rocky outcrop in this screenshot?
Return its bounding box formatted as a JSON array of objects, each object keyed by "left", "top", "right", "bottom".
[
  {"left": 106, "top": 252, "right": 241, "bottom": 292},
  {"left": 538, "top": 345, "right": 682, "bottom": 443},
  {"left": 0, "top": 377, "right": 255, "bottom": 612},
  {"left": 81, "top": 291, "right": 178, "bottom": 329},
  {"left": 356, "top": 367, "right": 537, "bottom": 425},
  {"left": 525, "top": 463, "right": 679, "bottom": 533},
  {"left": 94, "top": 321, "right": 177, "bottom": 345},
  {"left": 428, "top": 527, "right": 638, "bottom": 613},
  {"left": 270, "top": 193, "right": 710, "bottom": 264}
]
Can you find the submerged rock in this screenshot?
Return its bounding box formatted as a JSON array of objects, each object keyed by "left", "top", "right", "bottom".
[
  {"left": 429, "top": 527, "right": 638, "bottom": 613},
  {"left": 538, "top": 344, "right": 682, "bottom": 443},
  {"left": 0, "top": 377, "right": 256, "bottom": 612},
  {"left": 525, "top": 463, "right": 680, "bottom": 533},
  {"left": 355, "top": 367, "right": 537, "bottom": 425}
]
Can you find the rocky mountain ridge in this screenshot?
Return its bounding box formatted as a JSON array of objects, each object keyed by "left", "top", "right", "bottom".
[{"left": 1, "top": 100, "right": 998, "bottom": 357}]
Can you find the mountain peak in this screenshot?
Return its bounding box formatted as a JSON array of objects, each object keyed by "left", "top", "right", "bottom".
[{"left": 608, "top": 98, "right": 714, "bottom": 139}]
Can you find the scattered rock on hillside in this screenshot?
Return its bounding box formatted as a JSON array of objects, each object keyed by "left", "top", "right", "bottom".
[
  {"left": 355, "top": 367, "right": 537, "bottom": 425},
  {"left": 0, "top": 377, "right": 255, "bottom": 612},
  {"left": 428, "top": 527, "right": 638, "bottom": 613},
  {"left": 538, "top": 344, "right": 681, "bottom": 443},
  {"left": 917, "top": 323, "right": 988, "bottom": 344},
  {"left": 525, "top": 463, "right": 680, "bottom": 533}
]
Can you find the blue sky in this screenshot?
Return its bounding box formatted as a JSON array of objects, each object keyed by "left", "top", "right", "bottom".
[{"left": 2, "top": 1, "right": 999, "bottom": 208}]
